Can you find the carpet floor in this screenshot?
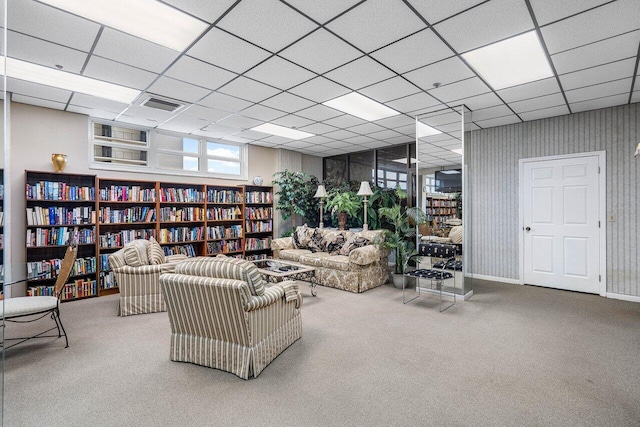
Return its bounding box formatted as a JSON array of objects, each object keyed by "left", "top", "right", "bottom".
[{"left": 2, "top": 280, "right": 639, "bottom": 426}]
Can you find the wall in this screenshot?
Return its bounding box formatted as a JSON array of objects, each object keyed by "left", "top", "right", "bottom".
[{"left": 467, "top": 103, "right": 639, "bottom": 297}]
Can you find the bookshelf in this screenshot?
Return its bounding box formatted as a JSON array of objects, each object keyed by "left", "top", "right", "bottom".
[
  {"left": 159, "top": 182, "right": 206, "bottom": 257},
  {"left": 425, "top": 194, "right": 458, "bottom": 229},
  {"left": 206, "top": 185, "right": 244, "bottom": 257},
  {"left": 242, "top": 185, "right": 273, "bottom": 261},
  {"left": 25, "top": 171, "right": 98, "bottom": 301}
]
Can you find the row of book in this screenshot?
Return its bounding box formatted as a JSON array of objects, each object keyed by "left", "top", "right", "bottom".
[
  {"left": 100, "top": 185, "right": 156, "bottom": 202},
  {"left": 0, "top": 210, "right": 4, "bottom": 226},
  {"left": 26, "top": 256, "right": 97, "bottom": 280},
  {"left": 158, "top": 227, "right": 204, "bottom": 243},
  {"left": 245, "top": 207, "right": 272, "bottom": 220},
  {"left": 26, "top": 227, "right": 95, "bottom": 247},
  {"left": 26, "top": 181, "right": 95, "bottom": 201},
  {"left": 207, "top": 225, "right": 242, "bottom": 240},
  {"left": 28, "top": 278, "right": 98, "bottom": 300},
  {"left": 99, "top": 206, "right": 156, "bottom": 223},
  {"left": 207, "top": 189, "right": 243, "bottom": 204},
  {"left": 99, "top": 254, "right": 110, "bottom": 271},
  {"left": 26, "top": 206, "right": 95, "bottom": 226},
  {"left": 246, "top": 220, "right": 273, "bottom": 233},
  {"left": 245, "top": 238, "right": 271, "bottom": 251},
  {"left": 245, "top": 253, "right": 272, "bottom": 261},
  {"left": 100, "top": 271, "right": 117, "bottom": 290},
  {"left": 208, "top": 206, "right": 242, "bottom": 221},
  {"left": 99, "top": 229, "right": 156, "bottom": 248},
  {"left": 159, "top": 207, "right": 205, "bottom": 222},
  {"left": 245, "top": 191, "right": 272, "bottom": 204},
  {"left": 163, "top": 244, "right": 197, "bottom": 257},
  {"left": 207, "top": 239, "right": 242, "bottom": 254},
  {"left": 160, "top": 188, "right": 205, "bottom": 203}
]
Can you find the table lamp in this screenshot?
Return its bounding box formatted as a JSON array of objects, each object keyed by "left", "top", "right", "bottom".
[
  {"left": 313, "top": 184, "right": 327, "bottom": 229},
  {"left": 357, "top": 181, "right": 374, "bottom": 231}
]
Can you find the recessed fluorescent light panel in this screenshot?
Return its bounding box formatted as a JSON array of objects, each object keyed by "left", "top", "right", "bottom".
[
  {"left": 416, "top": 122, "right": 443, "bottom": 138},
  {"left": 39, "top": 0, "right": 208, "bottom": 51},
  {"left": 324, "top": 92, "right": 400, "bottom": 121},
  {"left": 439, "top": 169, "right": 461, "bottom": 174},
  {"left": 1, "top": 57, "right": 140, "bottom": 104},
  {"left": 462, "top": 31, "right": 553, "bottom": 90},
  {"left": 251, "top": 123, "right": 314, "bottom": 140},
  {"left": 451, "top": 148, "right": 463, "bottom": 155}
]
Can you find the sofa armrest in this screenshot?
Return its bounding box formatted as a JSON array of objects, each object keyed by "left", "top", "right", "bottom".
[
  {"left": 349, "top": 245, "right": 386, "bottom": 266},
  {"left": 165, "top": 254, "right": 188, "bottom": 263},
  {"left": 271, "top": 237, "right": 293, "bottom": 250}
]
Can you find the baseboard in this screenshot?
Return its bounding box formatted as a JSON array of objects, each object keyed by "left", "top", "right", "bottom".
[
  {"left": 467, "top": 273, "right": 521, "bottom": 285},
  {"left": 606, "top": 292, "right": 640, "bottom": 303}
]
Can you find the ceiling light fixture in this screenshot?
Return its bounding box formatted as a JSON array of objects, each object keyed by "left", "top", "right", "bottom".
[
  {"left": 439, "top": 169, "right": 461, "bottom": 174},
  {"left": 451, "top": 148, "right": 463, "bottom": 155},
  {"left": 462, "top": 31, "right": 553, "bottom": 90},
  {"left": 0, "top": 57, "right": 140, "bottom": 104},
  {"left": 251, "top": 123, "right": 315, "bottom": 140},
  {"left": 416, "top": 122, "right": 443, "bottom": 137},
  {"left": 323, "top": 92, "right": 400, "bottom": 121},
  {"left": 39, "top": 0, "right": 208, "bottom": 51},
  {"left": 392, "top": 157, "right": 419, "bottom": 164}
]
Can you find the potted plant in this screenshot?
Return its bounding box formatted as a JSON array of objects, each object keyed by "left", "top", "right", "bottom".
[
  {"left": 272, "top": 170, "right": 319, "bottom": 234},
  {"left": 377, "top": 189, "right": 426, "bottom": 288},
  {"left": 325, "top": 189, "right": 361, "bottom": 230}
]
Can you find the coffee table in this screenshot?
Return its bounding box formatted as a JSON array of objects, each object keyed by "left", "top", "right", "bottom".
[{"left": 253, "top": 259, "right": 318, "bottom": 296}]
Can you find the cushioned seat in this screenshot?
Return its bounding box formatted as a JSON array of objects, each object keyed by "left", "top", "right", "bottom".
[
  {"left": 278, "top": 248, "right": 312, "bottom": 262},
  {"left": 1, "top": 296, "right": 58, "bottom": 317},
  {"left": 298, "top": 252, "right": 332, "bottom": 267},
  {"left": 405, "top": 269, "right": 453, "bottom": 280},
  {"left": 321, "top": 255, "right": 350, "bottom": 271}
]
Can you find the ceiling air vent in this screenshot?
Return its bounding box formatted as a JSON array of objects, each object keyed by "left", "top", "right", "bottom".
[{"left": 138, "top": 94, "right": 186, "bottom": 113}]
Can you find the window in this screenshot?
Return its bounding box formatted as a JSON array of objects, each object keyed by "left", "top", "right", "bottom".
[{"left": 91, "top": 121, "right": 247, "bottom": 179}]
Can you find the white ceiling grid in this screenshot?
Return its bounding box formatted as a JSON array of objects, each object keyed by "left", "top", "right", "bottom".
[{"left": 4, "top": 0, "right": 640, "bottom": 167}]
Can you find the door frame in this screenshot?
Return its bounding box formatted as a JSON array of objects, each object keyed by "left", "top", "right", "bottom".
[{"left": 518, "top": 151, "right": 606, "bottom": 296}]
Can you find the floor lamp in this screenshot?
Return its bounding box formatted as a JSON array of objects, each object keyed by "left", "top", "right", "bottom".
[
  {"left": 357, "top": 181, "right": 373, "bottom": 231},
  {"left": 314, "top": 184, "right": 327, "bottom": 229}
]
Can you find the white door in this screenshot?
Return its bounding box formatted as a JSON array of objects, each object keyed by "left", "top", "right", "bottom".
[{"left": 522, "top": 155, "right": 600, "bottom": 293}]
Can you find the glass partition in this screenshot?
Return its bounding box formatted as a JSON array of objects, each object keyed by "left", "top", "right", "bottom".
[{"left": 1, "top": 0, "right": 6, "bottom": 419}]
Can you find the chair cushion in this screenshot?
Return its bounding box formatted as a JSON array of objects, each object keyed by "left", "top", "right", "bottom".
[
  {"left": 321, "top": 255, "right": 350, "bottom": 271},
  {"left": 298, "top": 252, "right": 332, "bottom": 267},
  {"left": 279, "top": 249, "right": 311, "bottom": 262},
  {"left": 147, "top": 237, "right": 165, "bottom": 265},
  {"left": 1, "top": 296, "right": 58, "bottom": 317},
  {"left": 405, "top": 269, "right": 454, "bottom": 280},
  {"left": 123, "top": 239, "right": 150, "bottom": 267},
  {"left": 339, "top": 233, "right": 370, "bottom": 255}
]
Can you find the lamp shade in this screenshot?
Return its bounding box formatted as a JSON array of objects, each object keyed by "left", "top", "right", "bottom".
[
  {"left": 357, "top": 181, "right": 373, "bottom": 196},
  {"left": 313, "top": 184, "right": 327, "bottom": 198}
]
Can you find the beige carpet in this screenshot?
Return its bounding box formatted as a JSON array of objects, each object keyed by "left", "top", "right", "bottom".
[{"left": 2, "top": 280, "right": 640, "bottom": 426}]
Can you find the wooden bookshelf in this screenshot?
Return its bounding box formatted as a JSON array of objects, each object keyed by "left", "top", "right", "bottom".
[{"left": 242, "top": 185, "right": 273, "bottom": 261}]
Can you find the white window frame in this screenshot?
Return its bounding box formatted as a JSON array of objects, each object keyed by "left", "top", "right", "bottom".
[{"left": 89, "top": 120, "right": 248, "bottom": 180}]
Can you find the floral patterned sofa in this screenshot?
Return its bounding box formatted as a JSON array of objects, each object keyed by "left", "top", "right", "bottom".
[{"left": 271, "top": 225, "right": 390, "bottom": 293}]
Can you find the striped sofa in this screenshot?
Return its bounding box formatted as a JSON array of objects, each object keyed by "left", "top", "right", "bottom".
[
  {"left": 109, "top": 239, "right": 188, "bottom": 316},
  {"left": 159, "top": 256, "right": 302, "bottom": 380}
]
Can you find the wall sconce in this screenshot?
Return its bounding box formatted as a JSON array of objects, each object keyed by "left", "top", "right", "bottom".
[
  {"left": 313, "top": 184, "right": 327, "bottom": 229},
  {"left": 357, "top": 181, "right": 374, "bottom": 231}
]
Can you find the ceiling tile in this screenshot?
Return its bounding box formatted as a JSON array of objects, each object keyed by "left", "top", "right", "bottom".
[
  {"left": 361, "top": 140, "right": 393, "bottom": 148},
  {"left": 245, "top": 56, "right": 316, "bottom": 90},
  {"left": 8, "top": 0, "right": 100, "bottom": 52},
  {"left": 123, "top": 105, "right": 175, "bottom": 123},
  {"left": 343, "top": 135, "right": 376, "bottom": 144},
  {"left": 403, "top": 57, "right": 475, "bottom": 91},
  {"left": 288, "top": 76, "right": 351, "bottom": 103},
  {"left": 631, "top": 91, "right": 640, "bottom": 103},
  {"left": 217, "top": 0, "right": 317, "bottom": 52},
  {"left": 570, "top": 93, "right": 631, "bottom": 113},
  {"left": 239, "top": 104, "right": 287, "bottom": 122},
  {"left": 220, "top": 135, "right": 252, "bottom": 144},
  {"left": 181, "top": 105, "right": 232, "bottom": 122},
  {"left": 158, "top": 116, "right": 210, "bottom": 133},
  {"left": 261, "top": 135, "right": 296, "bottom": 145},
  {"left": 234, "top": 129, "right": 270, "bottom": 140},
  {"left": 474, "top": 114, "right": 521, "bottom": 128},
  {"left": 358, "top": 77, "right": 420, "bottom": 103},
  {"left": 279, "top": 29, "right": 363, "bottom": 74},
  {"left": 296, "top": 104, "right": 344, "bottom": 121},
  {"left": 147, "top": 76, "right": 211, "bottom": 103},
  {"left": 322, "top": 129, "right": 359, "bottom": 140},
  {"left": 564, "top": 78, "right": 632, "bottom": 103},
  {"left": 421, "top": 111, "right": 462, "bottom": 126},
  {"left": 367, "top": 129, "right": 404, "bottom": 140},
  {"left": 433, "top": 0, "right": 534, "bottom": 53},
  {"left": 284, "top": 0, "right": 362, "bottom": 24},
  {"left": 510, "top": 92, "right": 566, "bottom": 113},
  {"left": 348, "top": 122, "right": 387, "bottom": 135},
  {"left": 325, "top": 140, "right": 359, "bottom": 149},
  {"left": 468, "top": 104, "right": 513, "bottom": 121},
  {"left": 83, "top": 56, "right": 158, "bottom": 90},
  {"left": 94, "top": 28, "right": 180, "bottom": 73},
  {"left": 384, "top": 135, "right": 412, "bottom": 144},
  {"left": 271, "top": 114, "right": 315, "bottom": 129},
  {"left": 323, "top": 114, "right": 367, "bottom": 129},
  {"left": 298, "top": 122, "right": 340, "bottom": 135},
  {"left": 218, "top": 76, "right": 281, "bottom": 103},
  {"left": 497, "top": 78, "right": 562, "bottom": 103},
  {"left": 405, "top": 0, "right": 486, "bottom": 24},
  {"left": 6, "top": 78, "right": 72, "bottom": 103},
  {"left": 188, "top": 28, "right": 271, "bottom": 74},
  {"left": 324, "top": 56, "right": 396, "bottom": 90},
  {"left": 550, "top": 30, "right": 640, "bottom": 75},
  {"left": 559, "top": 58, "right": 636, "bottom": 91},
  {"left": 12, "top": 94, "right": 66, "bottom": 111},
  {"left": 386, "top": 92, "right": 441, "bottom": 114},
  {"left": 453, "top": 92, "right": 504, "bottom": 110},
  {"left": 530, "top": 0, "right": 616, "bottom": 26},
  {"left": 165, "top": 56, "right": 237, "bottom": 91},
  {"left": 303, "top": 135, "right": 337, "bottom": 144},
  {"left": 428, "top": 77, "right": 491, "bottom": 103},
  {"left": 519, "top": 105, "right": 570, "bottom": 121},
  {"left": 7, "top": 31, "right": 88, "bottom": 74},
  {"left": 216, "top": 114, "right": 263, "bottom": 129},
  {"left": 541, "top": 0, "right": 640, "bottom": 54},
  {"left": 370, "top": 28, "right": 455, "bottom": 74},
  {"left": 280, "top": 140, "right": 316, "bottom": 150},
  {"left": 162, "top": 0, "right": 237, "bottom": 23},
  {"left": 69, "top": 93, "right": 130, "bottom": 114},
  {"left": 326, "top": 0, "right": 426, "bottom": 53},
  {"left": 201, "top": 123, "right": 243, "bottom": 137},
  {"left": 198, "top": 92, "right": 253, "bottom": 113},
  {"left": 261, "top": 92, "right": 316, "bottom": 112},
  {"left": 66, "top": 105, "right": 119, "bottom": 120},
  {"left": 373, "top": 114, "right": 416, "bottom": 128}
]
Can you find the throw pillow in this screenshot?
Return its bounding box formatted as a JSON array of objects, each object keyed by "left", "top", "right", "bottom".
[
  {"left": 448, "top": 226, "right": 463, "bottom": 244},
  {"left": 322, "top": 230, "right": 346, "bottom": 255},
  {"left": 123, "top": 244, "right": 146, "bottom": 267},
  {"left": 292, "top": 225, "right": 312, "bottom": 249},
  {"left": 147, "top": 237, "right": 165, "bottom": 265},
  {"left": 307, "top": 228, "right": 325, "bottom": 253},
  {"left": 339, "top": 233, "right": 370, "bottom": 256}
]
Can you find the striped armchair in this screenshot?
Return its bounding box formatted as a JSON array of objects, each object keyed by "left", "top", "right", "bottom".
[
  {"left": 159, "top": 257, "right": 302, "bottom": 380},
  {"left": 109, "top": 239, "right": 188, "bottom": 316}
]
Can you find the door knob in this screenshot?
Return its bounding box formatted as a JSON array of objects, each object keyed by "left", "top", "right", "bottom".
[{"left": 525, "top": 226, "right": 531, "bottom": 232}]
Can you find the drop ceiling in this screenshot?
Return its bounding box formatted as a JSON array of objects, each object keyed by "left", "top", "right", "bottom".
[{"left": 3, "top": 0, "right": 640, "bottom": 168}]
